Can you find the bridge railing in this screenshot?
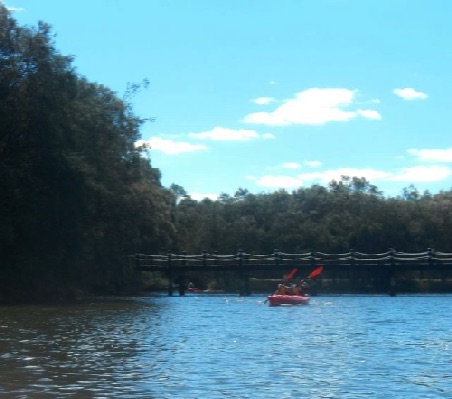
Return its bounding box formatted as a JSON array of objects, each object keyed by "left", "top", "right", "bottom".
[
  {"left": 133, "top": 248, "right": 452, "bottom": 272},
  {"left": 132, "top": 248, "right": 452, "bottom": 296}
]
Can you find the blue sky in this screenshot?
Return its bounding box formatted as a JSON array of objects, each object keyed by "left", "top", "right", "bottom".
[{"left": 6, "top": 0, "right": 452, "bottom": 199}]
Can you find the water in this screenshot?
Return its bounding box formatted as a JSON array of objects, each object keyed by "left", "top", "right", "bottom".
[{"left": 0, "top": 294, "right": 451, "bottom": 398}]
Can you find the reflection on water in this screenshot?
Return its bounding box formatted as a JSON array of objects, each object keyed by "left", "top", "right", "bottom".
[{"left": 0, "top": 295, "right": 451, "bottom": 398}]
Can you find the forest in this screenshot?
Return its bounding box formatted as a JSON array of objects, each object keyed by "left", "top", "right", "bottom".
[{"left": 1, "top": 4, "right": 451, "bottom": 302}]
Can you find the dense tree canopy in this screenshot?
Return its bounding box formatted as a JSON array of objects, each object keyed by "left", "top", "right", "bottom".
[
  {"left": 170, "top": 177, "right": 452, "bottom": 255},
  {"left": 0, "top": 6, "right": 175, "bottom": 302}
]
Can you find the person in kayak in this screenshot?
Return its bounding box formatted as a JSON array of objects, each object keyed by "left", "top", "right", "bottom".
[{"left": 275, "top": 279, "right": 309, "bottom": 296}]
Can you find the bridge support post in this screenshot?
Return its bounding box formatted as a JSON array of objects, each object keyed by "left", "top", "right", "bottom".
[
  {"left": 178, "top": 252, "right": 188, "bottom": 296},
  {"left": 243, "top": 274, "right": 250, "bottom": 296},
  {"left": 389, "top": 273, "right": 396, "bottom": 297},
  {"left": 238, "top": 275, "right": 250, "bottom": 296},
  {"left": 388, "top": 248, "right": 397, "bottom": 296},
  {"left": 237, "top": 250, "right": 251, "bottom": 296},
  {"left": 167, "top": 252, "right": 173, "bottom": 296},
  {"left": 178, "top": 278, "right": 186, "bottom": 296}
]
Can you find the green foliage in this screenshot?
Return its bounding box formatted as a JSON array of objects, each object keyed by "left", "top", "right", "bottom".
[
  {"left": 172, "top": 178, "right": 452, "bottom": 255},
  {"left": 0, "top": 6, "right": 174, "bottom": 302}
]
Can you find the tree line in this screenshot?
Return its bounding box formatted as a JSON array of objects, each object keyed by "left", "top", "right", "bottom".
[
  {"left": 169, "top": 179, "right": 452, "bottom": 255},
  {"left": 1, "top": 5, "right": 451, "bottom": 302}
]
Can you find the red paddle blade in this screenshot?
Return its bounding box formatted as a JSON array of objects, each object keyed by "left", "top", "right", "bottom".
[
  {"left": 307, "top": 266, "right": 323, "bottom": 279},
  {"left": 284, "top": 268, "right": 298, "bottom": 282}
]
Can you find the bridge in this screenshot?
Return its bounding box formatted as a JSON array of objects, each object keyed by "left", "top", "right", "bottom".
[{"left": 132, "top": 248, "right": 452, "bottom": 296}]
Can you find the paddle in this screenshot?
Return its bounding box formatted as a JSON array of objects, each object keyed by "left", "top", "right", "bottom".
[
  {"left": 284, "top": 268, "right": 298, "bottom": 282},
  {"left": 306, "top": 265, "right": 323, "bottom": 279},
  {"left": 296, "top": 266, "right": 324, "bottom": 287}
]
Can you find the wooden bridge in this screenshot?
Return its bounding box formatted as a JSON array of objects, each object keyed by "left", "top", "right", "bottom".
[{"left": 133, "top": 248, "right": 452, "bottom": 296}]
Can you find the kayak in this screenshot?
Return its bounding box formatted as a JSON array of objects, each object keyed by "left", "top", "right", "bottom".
[{"left": 267, "top": 294, "right": 310, "bottom": 306}]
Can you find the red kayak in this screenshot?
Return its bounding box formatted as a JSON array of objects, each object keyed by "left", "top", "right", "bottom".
[{"left": 267, "top": 294, "right": 310, "bottom": 306}]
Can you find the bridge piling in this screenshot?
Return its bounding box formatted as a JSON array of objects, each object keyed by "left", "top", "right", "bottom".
[
  {"left": 167, "top": 252, "right": 173, "bottom": 297},
  {"left": 388, "top": 248, "right": 396, "bottom": 296},
  {"left": 237, "top": 250, "right": 248, "bottom": 296}
]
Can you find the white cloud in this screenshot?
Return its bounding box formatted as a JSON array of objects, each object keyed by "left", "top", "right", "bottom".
[
  {"left": 407, "top": 148, "right": 452, "bottom": 163},
  {"left": 251, "top": 97, "right": 276, "bottom": 105},
  {"left": 243, "top": 88, "right": 380, "bottom": 126},
  {"left": 253, "top": 164, "right": 452, "bottom": 191},
  {"left": 253, "top": 168, "right": 389, "bottom": 190},
  {"left": 2, "top": 2, "right": 24, "bottom": 11},
  {"left": 282, "top": 162, "right": 301, "bottom": 169},
  {"left": 304, "top": 160, "right": 322, "bottom": 167},
  {"left": 299, "top": 168, "right": 390, "bottom": 185},
  {"left": 393, "top": 88, "right": 428, "bottom": 100},
  {"left": 190, "top": 192, "right": 219, "bottom": 201},
  {"left": 300, "top": 166, "right": 451, "bottom": 185},
  {"left": 357, "top": 109, "right": 382, "bottom": 120},
  {"left": 255, "top": 175, "right": 302, "bottom": 189},
  {"left": 188, "top": 126, "right": 273, "bottom": 141},
  {"left": 254, "top": 168, "right": 391, "bottom": 189},
  {"left": 135, "top": 137, "right": 207, "bottom": 155},
  {"left": 389, "top": 166, "right": 452, "bottom": 182}
]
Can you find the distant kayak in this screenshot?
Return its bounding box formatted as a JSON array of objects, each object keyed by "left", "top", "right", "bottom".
[
  {"left": 187, "top": 287, "right": 202, "bottom": 292},
  {"left": 267, "top": 294, "right": 310, "bottom": 306}
]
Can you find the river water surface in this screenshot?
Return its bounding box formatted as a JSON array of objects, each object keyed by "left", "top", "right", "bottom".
[{"left": 0, "top": 294, "right": 451, "bottom": 398}]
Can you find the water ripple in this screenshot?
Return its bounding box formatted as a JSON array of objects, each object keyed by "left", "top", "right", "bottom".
[{"left": 0, "top": 295, "right": 451, "bottom": 398}]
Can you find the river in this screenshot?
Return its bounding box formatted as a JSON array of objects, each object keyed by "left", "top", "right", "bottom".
[{"left": 0, "top": 294, "right": 451, "bottom": 398}]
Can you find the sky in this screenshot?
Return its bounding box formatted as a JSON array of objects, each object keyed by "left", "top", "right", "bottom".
[{"left": 5, "top": 0, "right": 452, "bottom": 200}]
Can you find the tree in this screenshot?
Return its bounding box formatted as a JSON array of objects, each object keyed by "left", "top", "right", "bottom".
[{"left": 0, "top": 6, "right": 176, "bottom": 302}]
